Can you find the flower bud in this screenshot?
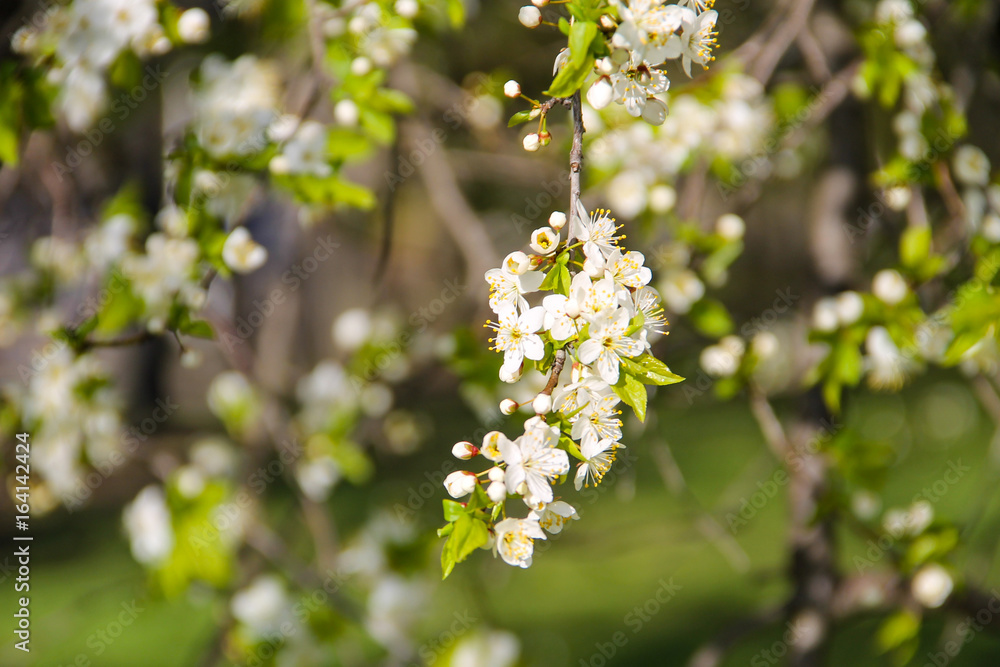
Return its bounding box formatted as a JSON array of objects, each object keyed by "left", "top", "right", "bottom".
[
  {"left": 500, "top": 398, "right": 518, "bottom": 415},
  {"left": 911, "top": 564, "right": 953, "bottom": 609},
  {"left": 395, "top": 0, "right": 419, "bottom": 18},
  {"left": 548, "top": 211, "right": 567, "bottom": 231},
  {"left": 334, "top": 99, "right": 359, "bottom": 127},
  {"left": 872, "top": 269, "right": 908, "bottom": 306},
  {"left": 487, "top": 481, "right": 507, "bottom": 503},
  {"left": 531, "top": 0, "right": 549, "bottom": 6},
  {"left": 452, "top": 441, "right": 479, "bottom": 460},
  {"left": 443, "top": 471, "right": 477, "bottom": 498},
  {"left": 835, "top": 291, "right": 864, "bottom": 326},
  {"left": 518, "top": 6, "right": 542, "bottom": 28},
  {"left": 538, "top": 131, "right": 552, "bottom": 147},
  {"left": 715, "top": 214, "right": 745, "bottom": 241},
  {"left": 530, "top": 227, "right": 560, "bottom": 255},
  {"left": 488, "top": 466, "right": 505, "bottom": 483},
  {"left": 812, "top": 297, "right": 839, "bottom": 332},
  {"left": 587, "top": 77, "right": 614, "bottom": 110},
  {"left": 504, "top": 80, "right": 522, "bottom": 98},
  {"left": 523, "top": 133, "right": 541, "bottom": 152},
  {"left": 532, "top": 393, "right": 552, "bottom": 415},
  {"left": 177, "top": 8, "right": 211, "bottom": 43},
  {"left": 180, "top": 349, "right": 203, "bottom": 368}
]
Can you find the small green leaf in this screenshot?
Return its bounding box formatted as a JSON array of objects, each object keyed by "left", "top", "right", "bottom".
[
  {"left": 620, "top": 354, "right": 685, "bottom": 386},
  {"left": 611, "top": 369, "right": 647, "bottom": 422},
  {"left": 179, "top": 319, "right": 214, "bottom": 340},
  {"left": 539, "top": 264, "right": 571, "bottom": 296},
  {"left": 900, "top": 226, "right": 932, "bottom": 270},
  {"left": 689, "top": 298, "right": 734, "bottom": 337},
  {"left": 568, "top": 21, "right": 599, "bottom": 68},
  {"left": 508, "top": 110, "right": 535, "bottom": 127},
  {"left": 443, "top": 499, "right": 466, "bottom": 522},
  {"left": 441, "top": 514, "right": 489, "bottom": 579}
]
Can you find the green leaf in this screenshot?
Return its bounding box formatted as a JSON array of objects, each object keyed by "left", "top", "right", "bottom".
[
  {"left": 688, "top": 298, "right": 734, "bottom": 337},
  {"left": 544, "top": 21, "right": 599, "bottom": 98},
  {"left": 568, "top": 21, "right": 599, "bottom": 68},
  {"left": 507, "top": 110, "right": 535, "bottom": 127},
  {"left": 441, "top": 514, "right": 488, "bottom": 579},
  {"left": 539, "top": 264, "right": 571, "bottom": 296},
  {"left": 611, "top": 369, "right": 647, "bottom": 422},
  {"left": 443, "top": 499, "right": 466, "bottom": 522},
  {"left": 900, "top": 226, "right": 932, "bottom": 270},
  {"left": 559, "top": 435, "right": 587, "bottom": 462},
  {"left": 96, "top": 278, "right": 144, "bottom": 334},
  {"left": 326, "top": 128, "right": 373, "bottom": 162},
  {"left": 446, "top": 0, "right": 465, "bottom": 27},
  {"left": 877, "top": 610, "right": 920, "bottom": 653},
  {"left": 620, "top": 353, "right": 685, "bottom": 386},
  {"left": 179, "top": 318, "right": 214, "bottom": 340},
  {"left": 437, "top": 523, "right": 455, "bottom": 538}
]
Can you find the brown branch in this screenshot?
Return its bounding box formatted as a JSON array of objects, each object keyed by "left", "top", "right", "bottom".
[
  {"left": 652, "top": 444, "right": 750, "bottom": 573},
  {"left": 540, "top": 348, "right": 567, "bottom": 397},
  {"left": 748, "top": 384, "right": 790, "bottom": 459},
  {"left": 567, "top": 90, "right": 585, "bottom": 238},
  {"left": 748, "top": 0, "right": 818, "bottom": 84},
  {"left": 687, "top": 605, "right": 785, "bottom": 667},
  {"left": 410, "top": 119, "right": 501, "bottom": 281}
]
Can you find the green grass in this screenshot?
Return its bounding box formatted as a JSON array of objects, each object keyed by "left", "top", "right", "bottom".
[{"left": 6, "top": 374, "right": 1000, "bottom": 666}]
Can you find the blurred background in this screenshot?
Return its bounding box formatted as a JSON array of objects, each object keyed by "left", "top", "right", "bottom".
[{"left": 2, "top": 0, "right": 1000, "bottom": 665}]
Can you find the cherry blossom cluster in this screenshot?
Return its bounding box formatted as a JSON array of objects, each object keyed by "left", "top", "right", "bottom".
[
  {"left": 509, "top": 0, "right": 719, "bottom": 151},
  {"left": 438, "top": 202, "right": 681, "bottom": 572},
  {"left": 10, "top": 0, "right": 210, "bottom": 132}
]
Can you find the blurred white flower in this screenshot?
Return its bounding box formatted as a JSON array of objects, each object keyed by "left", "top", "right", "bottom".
[
  {"left": 953, "top": 145, "right": 991, "bottom": 187},
  {"left": 872, "top": 269, "right": 908, "bottom": 305},
  {"left": 231, "top": 575, "right": 291, "bottom": 636},
  {"left": 123, "top": 486, "right": 174, "bottom": 565},
  {"left": 222, "top": 227, "right": 268, "bottom": 273},
  {"left": 178, "top": 8, "right": 211, "bottom": 43},
  {"left": 911, "top": 564, "right": 953, "bottom": 609}
]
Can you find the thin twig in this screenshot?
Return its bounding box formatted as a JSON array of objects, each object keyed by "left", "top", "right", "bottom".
[{"left": 748, "top": 384, "right": 790, "bottom": 459}]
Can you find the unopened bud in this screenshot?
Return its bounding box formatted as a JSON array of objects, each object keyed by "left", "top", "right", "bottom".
[
  {"left": 500, "top": 398, "right": 518, "bottom": 415},
  {"left": 518, "top": 5, "right": 542, "bottom": 28},
  {"left": 548, "top": 211, "right": 567, "bottom": 231},
  {"left": 452, "top": 441, "right": 479, "bottom": 460},
  {"left": 504, "top": 80, "right": 522, "bottom": 98},
  {"left": 487, "top": 481, "right": 507, "bottom": 503},
  {"left": 532, "top": 393, "right": 552, "bottom": 415}
]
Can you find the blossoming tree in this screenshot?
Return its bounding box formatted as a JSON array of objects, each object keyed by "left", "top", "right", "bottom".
[{"left": 3, "top": 0, "right": 1000, "bottom": 665}]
